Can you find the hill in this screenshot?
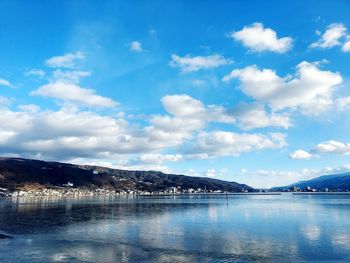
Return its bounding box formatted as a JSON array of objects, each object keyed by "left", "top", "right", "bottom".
[
  {"left": 0, "top": 157, "right": 252, "bottom": 193},
  {"left": 271, "top": 173, "right": 350, "bottom": 191}
]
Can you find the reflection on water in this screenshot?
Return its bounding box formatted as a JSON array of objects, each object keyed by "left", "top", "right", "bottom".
[{"left": 0, "top": 194, "right": 350, "bottom": 262}]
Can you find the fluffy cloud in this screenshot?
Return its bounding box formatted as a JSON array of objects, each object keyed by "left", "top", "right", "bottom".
[
  {"left": 31, "top": 82, "right": 118, "bottom": 108},
  {"left": 206, "top": 169, "right": 216, "bottom": 178},
  {"left": 0, "top": 92, "right": 291, "bottom": 166},
  {"left": 229, "top": 23, "right": 293, "bottom": 53},
  {"left": 161, "top": 94, "right": 232, "bottom": 122},
  {"left": 336, "top": 96, "right": 350, "bottom": 110},
  {"left": 0, "top": 95, "right": 11, "bottom": 105},
  {"left": 144, "top": 94, "right": 236, "bottom": 148},
  {"left": 314, "top": 140, "right": 350, "bottom": 155},
  {"left": 18, "top": 104, "right": 41, "bottom": 113},
  {"left": 130, "top": 41, "right": 143, "bottom": 52},
  {"left": 145, "top": 115, "right": 204, "bottom": 147},
  {"left": 161, "top": 94, "right": 207, "bottom": 118},
  {"left": 139, "top": 95, "right": 291, "bottom": 159},
  {"left": 188, "top": 131, "right": 286, "bottom": 158},
  {"left": 240, "top": 165, "right": 350, "bottom": 188},
  {"left": 294, "top": 140, "right": 350, "bottom": 159},
  {"left": 51, "top": 70, "right": 91, "bottom": 84},
  {"left": 141, "top": 153, "right": 182, "bottom": 163},
  {"left": 223, "top": 61, "right": 342, "bottom": 114},
  {"left": 150, "top": 95, "right": 291, "bottom": 140},
  {"left": 25, "top": 69, "right": 46, "bottom": 78},
  {"left": 136, "top": 153, "right": 183, "bottom": 165},
  {"left": 310, "top": 23, "right": 347, "bottom": 49},
  {"left": 0, "top": 95, "right": 214, "bottom": 161},
  {"left": 0, "top": 106, "right": 142, "bottom": 160},
  {"left": 230, "top": 103, "right": 291, "bottom": 130},
  {"left": 342, "top": 36, "right": 350, "bottom": 52},
  {"left": 0, "top": 103, "right": 220, "bottom": 162},
  {"left": 45, "top": 51, "right": 85, "bottom": 68},
  {"left": 0, "top": 78, "right": 14, "bottom": 88},
  {"left": 183, "top": 168, "right": 228, "bottom": 178},
  {"left": 289, "top": 150, "right": 314, "bottom": 160},
  {"left": 170, "top": 54, "right": 232, "bottom": 72}
]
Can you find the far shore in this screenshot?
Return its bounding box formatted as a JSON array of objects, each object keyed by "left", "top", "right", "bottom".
[
  {"left": 292, "top": 192, "right": 350, "bottom": 195},
  {"left": 136, "top": 192, "right": 282, "bottom": 196},
  {"left": 3, "top": 191, "right": 350, "bottom": 199}
]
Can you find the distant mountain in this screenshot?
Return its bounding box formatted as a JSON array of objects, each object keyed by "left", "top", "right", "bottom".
[
  {"left": 271, "top": 173, "right": 350, "bottom": 191},
  {"left": 0, "top": 157, "right": 253, "bottom": 193}
]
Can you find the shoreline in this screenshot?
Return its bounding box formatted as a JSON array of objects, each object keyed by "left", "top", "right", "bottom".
[
  {"left": 292, "top": 192, "right": 350, "bottom": 195},
  {"left": 2, "top": 191, "right": 350, "bottom": 199},
  {"left": 136, "top": 192, "right": 282, "bottom": 196}
]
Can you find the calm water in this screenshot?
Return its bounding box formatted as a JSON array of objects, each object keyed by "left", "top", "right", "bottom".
[{"left": 0, "top": 194, "right": 350, "bottom": 263}]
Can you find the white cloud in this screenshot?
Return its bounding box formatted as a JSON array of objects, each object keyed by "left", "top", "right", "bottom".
[
  {"left": 342, "top": 36, "right": 350, "bottom": 52},
  {"left": 231, "top": 103, "right": 291, "bottom": 130},
  {"left": 51, "top": 70, "right": 91, "bottom": 84},
  {"left": 188, "top": 131, "right": 286, "bottom": 158},
  {"left": 290, "top": 140, "right": 350, "bottom": 159},
  {"left": 229, "top": 22, "right": 293, "bottom": 53},
  {"left": 144, "top": 94, "right": 238, "bottom": 150},
  {"left": 310, "top": 23, "right": 347, "bottom": 49},
  {"left": 145, "top": 115, "right": 204, "bottom": 149},
  {"left": 31, "top": 82, "right": 118, "bottom": 108},
  {"left": 183, "top": 168, "right": 228, "bottom": 178},
  {"left": 206, "top": 169, "right": 216, "bottom": 178},
  {"left": 145, "top": 95, "right": 291, "bottom": 152},
  {"left": 0, "top": 104, "right": 188, "bottom": 172},
  {"left": 0, "top": 106, "right": 133, "bottom": 159},
  {"left": 117, "top": 164, "right": 171, "bottom": 173},
  {"left": 130, "top": 41, "right": 143, "bottom": 52},
  {"left": 0, "top": 78, "right": 14, "bottom": 88},
  {"left": 314, "top": 140, "right": 350, "bottom": 155},
  {"left": 25, "top": 69, "right": 46, "bottom": 78},
  {"left": 162, "top": 94, "right": 207, "bottom": 118},
  {"left": 18, "top": 104, "right": 40, "bottom": 113},
  {"left": 223, "top": 61, "right": 342, "bottom": 114},
  {"left": 161, "top": 94, "right": 234, "bottom": 123},
  {"left": 0, "top": 95, "right": 11, "bottom": 105},
  {"left": 289, "top": 150, "right": 314, "bottom": 160},
  {"left": 170, "top": 54, "right": 232, "bottom": 72},
  {"left": 184, "top": 169, "right": 201, "bottom": 177},
  {"left": 0, "top": 97, "right": 219, "bottom": 161},
  {"left": 336, "top": 96, "right": 350, "bottom": 110},
  {"left": 137, "top": 153, "right": 183, "bottom": 165},
  {"left": 45, "top": 51, "right": 85, "bottom": 68},
  {"left": 0, "top": 90, "right": 292, "bottom": 167},
  {"left": 239, "top": 165, "right": 350, "bottom": 188},
  {"left": 0, "top": 130, "right": 17, "bottom": 145}
]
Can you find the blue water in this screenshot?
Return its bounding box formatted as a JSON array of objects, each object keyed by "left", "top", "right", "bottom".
[{"left": 0, "top": 194, "right": 350, "bottom": 262}]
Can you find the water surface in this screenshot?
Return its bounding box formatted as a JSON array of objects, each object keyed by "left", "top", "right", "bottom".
[{"left": 1, "top": 194, "right": 350, "bottom": 262}]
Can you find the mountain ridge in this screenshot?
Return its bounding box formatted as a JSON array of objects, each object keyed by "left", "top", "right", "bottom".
[
  {"left": 271, "top": 172, "right": 350, "bottom": 191},
  {"left": 0, "top": 157, "right": 253, "bottom": 193}
]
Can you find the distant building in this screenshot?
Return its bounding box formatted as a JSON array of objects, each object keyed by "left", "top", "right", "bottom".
[
  {"left": 305, "top": 186, "right": 312, "bottom": 192},
  {"left": 93, "top": 170, "right": 99, "bottom": 175},
  {"left": 289, "top": 186, "right": 300, "bottom": 192},
  {"left": 63, "top": 182, "right": 74, "bottom": 187},
  {"left": 171, "top": 187, "right": 177, "bottom": 194}
]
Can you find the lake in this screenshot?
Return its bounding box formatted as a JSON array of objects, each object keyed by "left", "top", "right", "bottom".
[{"left": 0, "top": 194, "right": 350, "bottom": 262}]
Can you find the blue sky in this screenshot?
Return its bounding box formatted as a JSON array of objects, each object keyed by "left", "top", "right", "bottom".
[{"left": 1, "top": 0, "right": 350, "bottom": 187}]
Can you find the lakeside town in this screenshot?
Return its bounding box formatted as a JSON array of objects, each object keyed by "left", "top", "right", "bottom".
[
  {"left": 1, "top": 183, "right": 349, "bottom": 198},
  {"left": 0, "top": 183, "right": 250, "bottom": 198}
]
